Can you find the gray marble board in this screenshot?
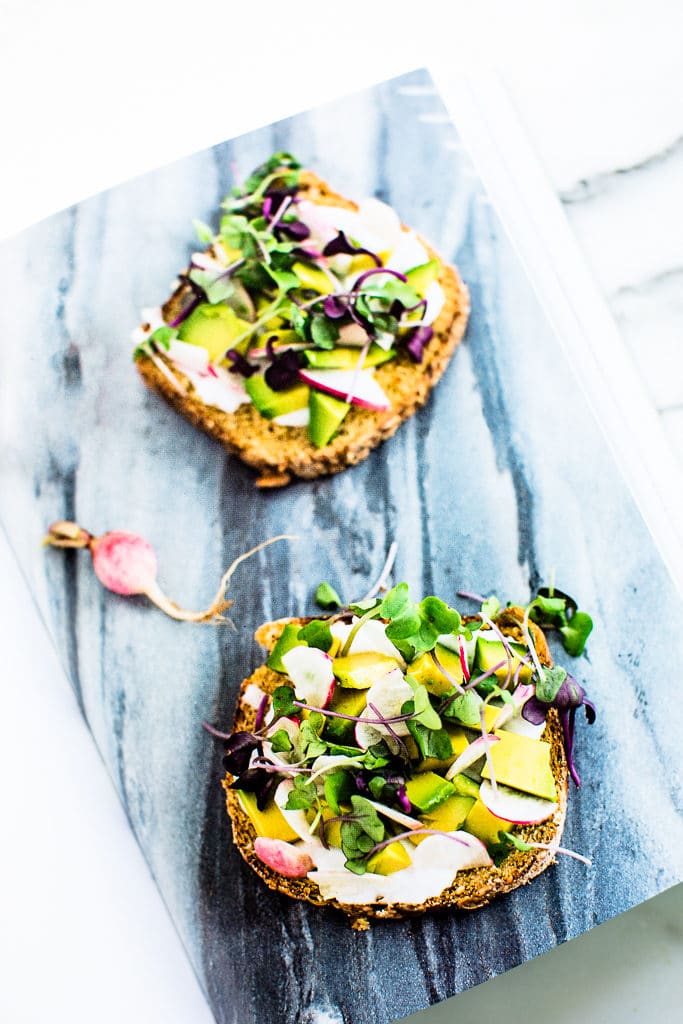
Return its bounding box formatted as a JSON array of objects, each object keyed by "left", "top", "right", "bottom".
[{"left": 1, "top": 69, "right": 682, "bottom": 1024}]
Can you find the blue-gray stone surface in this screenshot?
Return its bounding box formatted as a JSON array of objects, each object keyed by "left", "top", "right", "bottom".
[{"left": 1, "top": 70, "right": 681, "bottom": 1024}]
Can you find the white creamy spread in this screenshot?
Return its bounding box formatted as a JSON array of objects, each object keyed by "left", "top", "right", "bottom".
[{"left": 184, "top": 366, "right": 251, "bottom": 414}]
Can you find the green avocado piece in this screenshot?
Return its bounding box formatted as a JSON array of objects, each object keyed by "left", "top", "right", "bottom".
[
  {"left": 405, "top": 260, "right": 439, "bottom": 297},
  {"left": 178, "top": 303, "right": 252, "bottom": 360},
  {"left": 449, "top": 772, "right": 481, "bottom": 799},
  {"left": 332, "top": 652, "right": 400, "bottom": 689},
  {"left": 303, "top": 345, "right": 396, "bottom": 370},
  {"left": 323, "top": 687, "right": 368, "bottom": 743},
  {"left": 481, "top": 730, "right": 556, "bottom": 801},
  {"left": 405, "top": 771, "right": 456, "bottom": 813},
  {"left": 475, "top": 635, "right": 533, "bottom": 683},
  {"left": 409, "top": 793, "right": 475, "bottom": 845},
  {"left": 367, "top": 841, "right": 412, "bottom": 875},
  {"left": 308, "top": 389, "right": 351, "bottom": 448},
  {"left": 266, "top": 624, "right": 307, "bottom": 673},
  {"left": 407, "top": 643, "right": 464, "bottom": 696},
  {"left": 244, "top": 374, "right": 310, "bottom": 419}
]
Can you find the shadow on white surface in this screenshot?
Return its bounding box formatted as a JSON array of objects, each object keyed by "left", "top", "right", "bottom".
[{"left": 406, "top": 882, "right": 683, "bottom": 1023}]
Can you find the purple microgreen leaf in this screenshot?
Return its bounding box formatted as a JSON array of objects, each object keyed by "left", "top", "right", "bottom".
[
  {"left": 322, "top": 230, "right": 381, "bottom": 266},
  {"left": 264, "top": 348, "right": 303, "bottom": 391},
  {"left": 226, "top": 348, "right": 257, "bottom": 377},
  {"left": 221, "top": 731, "right": 263, "bottom": 775},
  {"left": 404, "top": 325, "right": 433, "bottom": 363},
  {"left": 322, "top": 294, "right": 349, "bottom": 319}
]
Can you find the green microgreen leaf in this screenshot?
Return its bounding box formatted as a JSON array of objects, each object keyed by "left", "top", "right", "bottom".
[
  {"left": 535, "top": 666, "right": 568, "bottom": 703},
  {"left": 269, "top": 728, "right": 293, "bottom": 754},
  {"left": 441, "top": 690, "right": 483, "bottom": 728},
  {"left": 418, "top": 596, "right": 461, "bottom": 635},
  {"left": 193, "top": 219, "right": 215, "bottom": 244},
  {"left": 297, "top": 619, "right": 333, "bottom": 652},
  {"left": 284, "top": 776, "right": 318, "bottom": 811},
  {"left": 379, "top": 583, "right": 410, "bottom": 619},
  {"left": 324, "top": 770, "right": 354, "bottom": 815},
  {"left": 560, "top": 611, "right": 594, "bottom": 656},
  {"left": 403, "top": 677, "right": 442, "bottom": 730},
  {"left": 310, "top": 314, "right": 339, "bottom": 349},
  {"left": 271, "top": 685, "right": 298, "bottom": 721},
  {"left": 315, "top": 581, "right": 342, "bottom": 610},
  {"left": 300, "top": 713, "right": 327, "bottom": 759},
  {"left": 480, "top": 595, "right": 501, "bottom": 618},
  {"left": 406, "top": 715, "right": 453, "bottom": 761}
]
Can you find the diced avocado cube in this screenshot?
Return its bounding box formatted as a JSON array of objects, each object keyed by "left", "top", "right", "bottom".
[
  {"left": 332, "top": 651, "right": 400, "bottom": 689},
  {"left": 308, "top": 390, "right": 350, "bottom": 448},
  {"left": 480, "top": 703, "right": 507, "bottom": 732},
  {"left": 420, "top": 725, "right": 469, "bottom": 773},
  {"left": 407, "top": 644, "right": 463, "bottom": 697},
  {"left": 405, "top": 771, "right": 456, "bottom": 814},
  {"left": 245, "top": 374, "right": 310, "bottom": 419},
  {"left": 450, "top": 773, "right": 481, "bottom": 799},
  {"left": 405, "top": 259, "right": 439, "bottom": 297},
  {"left": 475, "top": 635, "right": 533, "bottom": 684},
  {"left": 178, "top": 303, "right": 253, "bottom": 360},
  {"left": 367, "top": 841, "right": 412, "bottom": 875},
  {"left": 303, "top": 345, "right": 396, "bottom": 371},
  {"left": 237, "top": 791, "right": 300, "bottom": 842},
  {"left": 409, "top": 793, "right": 475, "bottom": 845},
  {"left": 267, "top": 624, "right": 307, "bottom": 673},
  {"left": 323, "top": 687, "right": 368, "bottom": 743},
  {"left": 464, "top": 798, "right": 513, "bottom": 848},
  {"left": 292, "top": 260, "right": 335, "bottom": 294},
  {"left": 480, "top": 730, "right": 556, "bottom": 801}
]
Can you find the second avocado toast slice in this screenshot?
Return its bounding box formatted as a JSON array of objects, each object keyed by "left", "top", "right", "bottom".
[{"left": 134, "top": 153, "right": 469, "bottom": 486}]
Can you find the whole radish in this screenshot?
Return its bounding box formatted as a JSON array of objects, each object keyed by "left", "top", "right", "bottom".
[{"left": 43, "top": 521, "right": 293, "bottom": 623}]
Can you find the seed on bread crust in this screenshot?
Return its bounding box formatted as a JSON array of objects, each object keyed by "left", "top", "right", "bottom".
[{"left": 136, "top": 172, "right": 470, "bottom": 486}]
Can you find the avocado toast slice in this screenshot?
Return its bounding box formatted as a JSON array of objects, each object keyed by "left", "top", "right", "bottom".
[
  {"left": 134, "top": 154, "right": 469, "bottom": 486},
  {"left": 220, "top": 589, "right": 594, "bottom": 929}
]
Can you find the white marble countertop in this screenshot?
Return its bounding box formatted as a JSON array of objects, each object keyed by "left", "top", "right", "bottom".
[{"left": 1, "top": 2, "right": 682, "bottom": 1022}]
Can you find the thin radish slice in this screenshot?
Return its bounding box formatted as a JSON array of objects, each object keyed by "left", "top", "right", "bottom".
[
  {"left": 479, "top": 780, "right": 557, "bottom": 825},
  {"left": 363, "top": 669, "right": 413, "bottom": 735},
  {"left": 253, "top": 837, "right": 314, "bottom": 878},
  {"left": 281, "top": 646, "right": 335, "bottom": 708},
  {"left": 411, "top": 831, "right": 492, "bottom": 871},
  {"left": 364, "top": 798, "right": 422, "bottom": 831},
  {"left": 298, "top": 368, "right": 390, "bottom": 411},
  {"left": 330, "top": 619, "right": 405, "bottom": 664},
  {"left": 445, "top": 734, "right": 500, "bottom": 780},
  {"left": 167, "top": 338, "right": 210, "bottom": 374}
]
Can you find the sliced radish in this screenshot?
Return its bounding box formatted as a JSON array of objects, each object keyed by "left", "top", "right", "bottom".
[
  {"left": 167, "top": 338, "right": 210, "bottom": 374},
  {"left": 338, "top": 322, "right": 371, "bottom": 347},
  {"left": 437, "top": 632, "right": 477, "bottom": 669},
  {"left": 253, "top": 837, "right": 314, "bottom": 878},
  {"left": 330, "top": 619, "right": 405, "bottom": 664},
  {"left": 272, "top": 407, "right": 310, "bottom": 427},
  {"left": 355, "top": 719, "right": 388, "bottom": 752},
  {"left": 479, "top": 780, "right": 557, "bottom": 825},
  {"left": 298, "top": 368, "right": 390, "bottom": 411},
  {"left": 412, "top": 831, "right": 492, "bottom": 872},
  {"left": 281, "top": 646, "right": 335, "bottom": 708},
  {"left": 187, "top": 366, "right": 251, "bottom": 414},
  {"left": 364, "top": 798, "right": 421, "bottom": 831},
  {"left": 363, "top": 668, "right": 413, "bottom": 735},
  {"left": 445, "top": 734, "right": 500, "bottom": 780}
]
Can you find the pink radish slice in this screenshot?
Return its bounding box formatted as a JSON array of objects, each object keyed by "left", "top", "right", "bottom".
[
  {"left": 253, "top": 837, "right": 314, "bottom": 878},
  {"left": 91, "top": 532, "right": 158, "bottom": 596},
  {"left": 445, "top": 734, "right": 500, "bottom": 780},
  {"left": 298, "top": 368, "right": 390, "bottom": 410},
  {"left": 281, "top": 646, "right": 335, "bottom": 708},
  {"left": 412, "top": 831, "right": 492, "bottom": 871},
  {"left": 479, "top": 780, "right": 557, "bottom": 825},
  {"left": 167, "top": 339, "right": 210, "bottom": 374}
]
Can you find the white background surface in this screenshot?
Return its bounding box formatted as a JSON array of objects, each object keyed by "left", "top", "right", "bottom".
[{"left": 2, "top": 2, "right": 682, "bottom": 1022}]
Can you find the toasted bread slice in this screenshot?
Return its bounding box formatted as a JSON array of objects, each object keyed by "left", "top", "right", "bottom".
[
  {"left": 136, "top": 171, "right": 469, "bottom": 487},
  {"left": 223, "top": 614, "right": 568, "bottom": 929}
]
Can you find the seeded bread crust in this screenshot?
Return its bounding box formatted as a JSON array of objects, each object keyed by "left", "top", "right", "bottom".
[
  {"left": 223, "top": 611, "right": 568, "bottom": 929},
  {"left": 136, "top": 171, "right": 470, "bottom": 487}
]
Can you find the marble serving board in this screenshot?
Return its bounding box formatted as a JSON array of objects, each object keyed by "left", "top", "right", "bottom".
[{"left": 1, "top": 69, "right": 682, "bottom": 1024}]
